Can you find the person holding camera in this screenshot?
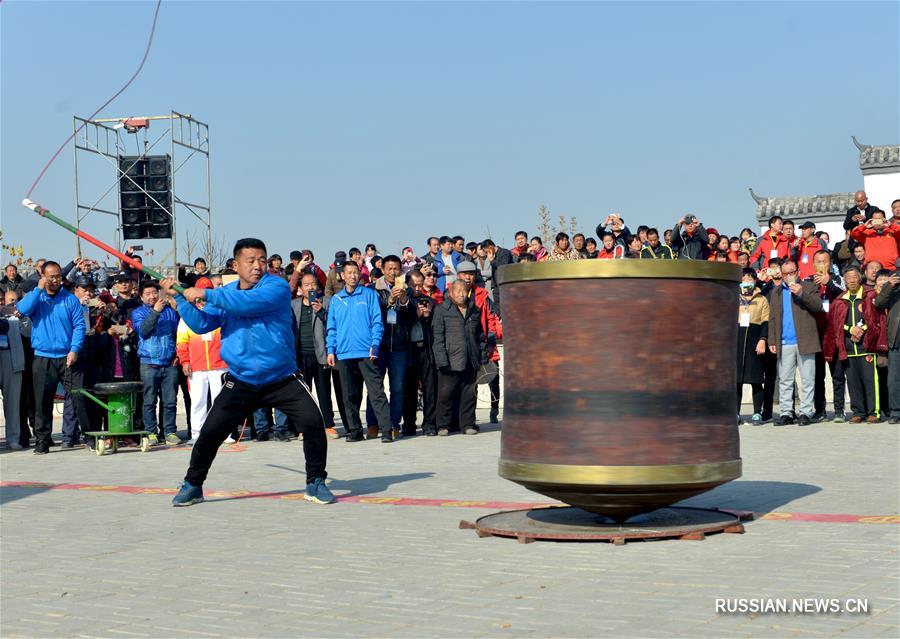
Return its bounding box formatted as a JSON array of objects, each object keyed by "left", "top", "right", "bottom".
[
  {"left": 133, "top": 281, "right": 182, "bottom": 446},
  {"left": 402, "top": 269, "right": 439, "bottom": 436},
  {"left": 767, "top": 260, "right": 824, "bottom": 426},
  {"left": 371, "top": 255, "right": 414, "bottom": 438},
  {"left": 289, "top": 272, "right": 344, "bottom": 440},
  {"left": 596, "top": 213, "right": 631, "bottom": 250},
  {"left": 671, "top": 214, "right": 710, "bottom": 260},
  {"left": 850, "top": 209, "right": 896, "bottom": 272}
]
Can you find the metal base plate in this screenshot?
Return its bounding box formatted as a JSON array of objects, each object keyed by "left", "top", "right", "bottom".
[{"left": 460, "top": 506, "right": 748, "bottom": 544}]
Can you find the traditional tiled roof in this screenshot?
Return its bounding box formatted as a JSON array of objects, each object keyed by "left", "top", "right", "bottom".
[
  {"left": 749, "top": 189, "right": 854, "bottom": 224},
  {"left": 853, "top": 136, "right": 900, "bottom": 173}
]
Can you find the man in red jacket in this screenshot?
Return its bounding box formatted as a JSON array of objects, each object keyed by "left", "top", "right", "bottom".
[
  {"left": 751, "top": 215, "right": 790, "bottom": 270},
  {"left": 796, "top": 222, "right": 826, "bottom": 280},
  {"left": 456, "top": 261, "right": 503, "bottom": 423},
  {"left": 850, "top": 210, "right": 897, "bottom": 272}
]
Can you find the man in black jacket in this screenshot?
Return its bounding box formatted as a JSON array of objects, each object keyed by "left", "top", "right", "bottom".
[
  {"left": 481, "top": 240, "right": 515, "bottom": 315},
  {"left": 372, "top": 255, "right": 414, "bottom": 437},
  {"left": 671, "top": 215, "right": 709, "bottom": 260},
  {"left": 402, "top": 270, "right": 438, "bottom": 436},
  {"left": 432, "top": 281, "right": 487, "bottom": 436},
  {"left": 843, "top": 191, "right": 880, "bottom": 231}
]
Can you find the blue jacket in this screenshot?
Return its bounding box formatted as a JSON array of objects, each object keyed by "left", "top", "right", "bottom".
[
  {"left": 175, "top": 274, "right": 296, "bottom": 386},
  {"left": 326, "top": 285, "right": 383, "bottom": 360},
  {"left": 132, "top": 303, "right": 179, "bottom": 366},
  {"left": 432, "top": 250, "right": 463, "bottom": 292},
  {"left": 16, "top": 287, "right": 85, "bottom": 358}
]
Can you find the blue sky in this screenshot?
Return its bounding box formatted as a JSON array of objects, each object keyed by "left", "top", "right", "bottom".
[{"left": 2, "top": 0, "right": 898, "bottom": 268}]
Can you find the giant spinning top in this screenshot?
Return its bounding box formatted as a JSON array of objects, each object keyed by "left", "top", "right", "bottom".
[{"left": 462, "top": 259, "right": 746, "bottom": 543}]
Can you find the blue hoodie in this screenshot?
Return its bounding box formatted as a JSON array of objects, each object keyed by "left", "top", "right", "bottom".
[
  {"left": 326, "top": 284, "right": 383, "bottom": 360},
  {"left": 175, "top": 274, "right": 295, "bottom": 386},
  {"left": 16, "top": 286, "right": 85, "bottom": 358},
  {"left": 132, "top": 303, "right": 179, "bottom": 366},
  {"left": 432, "top": 249, "right": 463, "bottom": 292}
]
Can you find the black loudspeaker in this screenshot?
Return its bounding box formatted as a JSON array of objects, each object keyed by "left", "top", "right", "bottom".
[
  {"left": 149, "top": 223, "right": 172, "bottom": 239},
  {"left": 122, "top": 208, "right": 147, "bottom": 225},
  {"left": 123, "top": 224, "right": 148, "bottom": 240},
  {"left": 119, "top": 154, "right": 172, "bottom": 239}
]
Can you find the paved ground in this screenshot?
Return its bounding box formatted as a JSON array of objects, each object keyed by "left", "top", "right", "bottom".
[{"left": 2, "top": 391, "right": 899, "bottom": 638}]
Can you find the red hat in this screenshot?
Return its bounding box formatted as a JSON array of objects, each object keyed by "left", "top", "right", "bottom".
[
  {"left": 195, "top": 277, "right": 214, "bottom": 290},
  {"left": 706, "top": 227, "right": 719, "bottom": 236}
]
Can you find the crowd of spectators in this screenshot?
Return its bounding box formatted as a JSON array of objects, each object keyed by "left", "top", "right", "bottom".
[{"left": 1, "top": 190, "right": 898, "bottom": 453}]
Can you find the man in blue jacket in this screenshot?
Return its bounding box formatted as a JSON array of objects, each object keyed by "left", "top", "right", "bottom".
[
  {"left": 161, "top": 238, "right": 332, "bottom": 507},
  {"left": 16, "top": 261, "right": 87, "bottom": 454},
  {"left": 325, "top": 260, "right": 393, "bottom": 442},
  {"left": 432, "top": 235, "right": 463, "bottom": 292},
  {"left": 132, "top": 281, "right": 181, "bottom": 446}
]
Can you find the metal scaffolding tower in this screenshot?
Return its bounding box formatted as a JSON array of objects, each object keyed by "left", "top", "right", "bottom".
[{"left": 72, "top": 111, "right": 211, "bottom": 273}]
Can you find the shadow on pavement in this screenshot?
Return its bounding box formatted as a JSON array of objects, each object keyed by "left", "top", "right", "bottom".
[
  {"left": 684, "top": 480, "right": 822, "bottom": 515},
  {"left": 266, "top": 463, "right": 434, "bottom": 496},
  {"left": 0, "top": 484, "right": 55, "bottom": 506}
]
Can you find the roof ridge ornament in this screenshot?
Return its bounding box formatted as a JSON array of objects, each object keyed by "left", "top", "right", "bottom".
[
  {"left": 851, "top": 135, "right": 871, "bottom": 152},
  {"left": 748, "top": 187, "right": 767, "bottom": 205}
]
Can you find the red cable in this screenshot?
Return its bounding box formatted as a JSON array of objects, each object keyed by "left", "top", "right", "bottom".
[{"left": 25, "top": 0, "right": 163, "bottom": 199}]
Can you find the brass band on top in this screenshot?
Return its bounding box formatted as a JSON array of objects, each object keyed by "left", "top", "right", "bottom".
[
  {"left": 498, "top": 459, "right": 743, "bottom": 486},
  {"left": 495, "top": 259, "right": 741, "bottom": 285}
]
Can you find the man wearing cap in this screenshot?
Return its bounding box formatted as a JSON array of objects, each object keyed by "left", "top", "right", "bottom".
[
  {"left": 325, "top": 252, "right": 348, "bottom": 297},
  {"left": 132, "top": 281, "right": 182, "bottom": 446},
  {"left": 456, "top": 261, "right": 503, "bottom": 424},
  {"left": 796, "top": 222, "right": 826, "bottom": 280},
  {"left": 671, "top": 214, "right": 710, "bottom": 260}
]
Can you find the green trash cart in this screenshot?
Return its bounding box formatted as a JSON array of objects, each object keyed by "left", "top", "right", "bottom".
[{"left": 78, "top": 381, "right": 151, "bottom": 456}]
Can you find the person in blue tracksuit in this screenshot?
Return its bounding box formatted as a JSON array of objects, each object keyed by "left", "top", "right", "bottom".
[
  {"left": 325, "top": 260, "right": 393, "bottom": 442},
  {"left": 132, "top": 281, "right": 181, "bottom": 445},
  {"left": 16, "top": 260, "right": 89, "bottom": 454},
  {"left": 162, "top": 238, "right": 332, "bottom": 507}
]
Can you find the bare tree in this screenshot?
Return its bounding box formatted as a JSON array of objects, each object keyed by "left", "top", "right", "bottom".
[
  {"left": 181, "top": 229, "right": 200, "bottom": 267},
  {"left": 570, "top": 216, "right": 579, "bottom": 236},
  {"left": 538, "top": 205, "right": 552, "bottom": 245},
  {"left": 210, "top": 234, "right": 230, "bottom": 271}
]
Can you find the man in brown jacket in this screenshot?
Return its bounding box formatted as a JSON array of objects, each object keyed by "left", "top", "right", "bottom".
[{"left": 767, "top": 260, "right": 824, "bottom": 426}]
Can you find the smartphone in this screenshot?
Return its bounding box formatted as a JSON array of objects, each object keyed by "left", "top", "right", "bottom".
[
  {"left": 131, "top": 245, "right": 144, "bottom": 251},
  {"left": 307, "top": 290, "right": 320, "bottom": 303}
]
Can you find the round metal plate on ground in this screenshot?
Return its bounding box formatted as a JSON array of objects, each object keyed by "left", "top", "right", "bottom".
[{"left": 459, "top": 506, "right": 747, "bottom": 544}]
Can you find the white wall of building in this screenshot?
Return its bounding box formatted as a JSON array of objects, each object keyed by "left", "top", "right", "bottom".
[{"left": 864, "top": 172, "right": 900, "bottom": 213}]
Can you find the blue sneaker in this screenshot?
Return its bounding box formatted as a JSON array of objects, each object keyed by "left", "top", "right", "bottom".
[
  {"left": 172, "top": 481, "right": 204, "bottom": 507},
  {"left": 304, "top": 478, "right": 335, "bottom": 505}
]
